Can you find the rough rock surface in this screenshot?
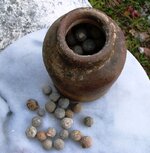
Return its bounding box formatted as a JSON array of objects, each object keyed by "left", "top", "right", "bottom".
[{"left": 0, "top": 0, "right": 90, "bottom": 50}]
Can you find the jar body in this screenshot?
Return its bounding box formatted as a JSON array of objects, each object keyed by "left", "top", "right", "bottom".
[{"left": 43, "top": 8, "right": 126, "bottom": 102}]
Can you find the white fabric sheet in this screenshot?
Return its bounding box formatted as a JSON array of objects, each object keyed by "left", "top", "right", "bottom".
[{"left": 0, "top": 28, "right": 150, "bottom": 153}]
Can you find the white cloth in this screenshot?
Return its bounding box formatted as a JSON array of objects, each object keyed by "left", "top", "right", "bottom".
[{"left": 0, "top": 2, "right": 150, "bottom": 153}]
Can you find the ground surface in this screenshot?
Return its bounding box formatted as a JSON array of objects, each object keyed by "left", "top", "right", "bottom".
[{"left": 89, "top": 0, "right": 150, "bottom": 78}]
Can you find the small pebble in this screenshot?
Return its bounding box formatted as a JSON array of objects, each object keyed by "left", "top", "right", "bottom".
[
  {"left": 83, "top": 116, "right": 94, "bottom": 127},
  {"left": 80, "top": 136, "right": 92, "bottom": 148},
  {"left": 75, "top": 28, "right": 87, "bottom": 42},
  {"left": 61, "top": 117, "right": 73, "bottom": 129},
  {"left": 54, "top": 108, "right": 65, "bottom": 119},
  {"left": 42, "top": 85, "right": 52, "bottom": 95},
  {"left": 82, "top": 39, "right": 96, "bottom": 54},
  {"left": 37, "top": 108, "right": 46, "bottom": 117},
  {"left": 32, "top": 116, "right": 42, "bottom": 127},
  {"left": 47, "top": 128, "right": 56, "bottom": 138},
  {"left": 53, "top": 138, "right": 65, "bottom": 150},
  {"left": 58, "top": 98, "right": 70, "bottom": 109},
  {"left": 72, "top": 45, "right": 83, "bottom": 55},
  {"left": 26, "top": 99, "right": 39, "bottom": 111},
  {"left": 49, "top": 92, "right": 60, "bottom": 102},
  {"left": 65, "top": 109, "right": 74, "bottom": 118},
  {"left": 72, "top": 103, "right": 82, "bottom": 113},
  {"left": 36, "top": 131, "right": 47, "bottom": 141},
  {"left": 26, "top": 126, "right": 37, "bottom": 138},
  {"left": 42, "top": 139, "right": 52, "bottom": 150},
  {"left": 45, "top": 101, "right": 56, "bottom": 113},
  {"left": 70, "top": 130, "right": 82, "bottom": 141},
  {"left": 59, "top": 129, "right": 69, "bottom": 140},
  {"left": 66, "top": 31, "right": 77, "bottom": 46}
]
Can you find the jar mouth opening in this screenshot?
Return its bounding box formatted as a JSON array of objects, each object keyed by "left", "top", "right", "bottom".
[
  {"left": 65, "top": 21, "right": 106, "bottom": 56},
  {"left": 57, "top": 8, "right": 114, "bottom": 65}
]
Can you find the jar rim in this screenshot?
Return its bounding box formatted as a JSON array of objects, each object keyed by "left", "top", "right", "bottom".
[{"left": 57, "top": 7, "right": 116, "bottom": 67}]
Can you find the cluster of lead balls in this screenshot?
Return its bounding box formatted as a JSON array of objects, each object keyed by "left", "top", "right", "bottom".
[
  {"left": 25, "top": 85, "right": 93, "bottom": 151},
  {"left": 66, "top": 23, "right": 106, "bottom": 55}
]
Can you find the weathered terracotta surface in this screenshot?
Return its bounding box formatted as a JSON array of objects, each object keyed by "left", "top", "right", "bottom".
[{"left": 42, "top": 8, "right": 127, "bottom": 102}]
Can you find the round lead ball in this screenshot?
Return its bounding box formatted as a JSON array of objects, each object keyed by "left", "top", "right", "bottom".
[
  {"left": 80, "top": 136, "right": 92, "bottom": 148},
  {"left": 75, "top": 28, "right": 87, "bottom": 42},
  {"left": 46, "top": 128, "right": 57, "bottom": 138},
  {"left": 82, "top": 39, "right": 96, "bottom": 54},
  {"left": 61, "top": 117, "right": 73, "bottom": 129},
  {"left": 49, "top": 92, "right": 60, "bottom": 102},
  {"left": 58, "top": 98, "right": 70, "bottom": 109},
  {"left": 70, "top": 130, "right": 82, "bottom": 141},
  {"left": 32, "top": 116, "right": 42, "bottom": 127},
  {"left": 45, "top": 101, "right": 56, "bottom": 113},
  {"left": 53, "top": 138, "right": 65, "bottom": 150},
  {"left": 59, "top": 129, "right": 69, "bottom": 140},
  {"left": 83, "top": 116, "right": 94, "bottom": 127},
  {"left": 54, "top": 108, "right": 65, "bottom": 119},
  {"left": 65, "top": 109, "right": 74, "bottom": 118},
  {"left": 37, "top": 108, "right": 45, "bottom": 117},
  {"left": 26, "top": 99, "right": 39, "bottom": 111},
  {"left": 42, "top": 139, "right": 52, "bottom": 150},
  {"left": 25, "top": 126, "right": 37, "bottom": 138},
  {"left": 71, "top": 103, "right": 82, "bottom": 113},
  {"left": 42, "top": 85, "right": 52, "bottom": 95},
  {"left": 72, "top": 45, "right": 83, "bottom": 55},
  {"left": 36, "top": 131, "right": 47, "bottom": 141}
]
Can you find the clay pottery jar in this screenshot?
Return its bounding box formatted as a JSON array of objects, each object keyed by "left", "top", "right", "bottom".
[{"left": 42, "top": 8, "right": 126, "bottom": 102}]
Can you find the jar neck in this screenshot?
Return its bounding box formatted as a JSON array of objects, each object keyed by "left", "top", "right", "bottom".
[{"left": 57, "top": 7, "right": 117, "bottom": 68}]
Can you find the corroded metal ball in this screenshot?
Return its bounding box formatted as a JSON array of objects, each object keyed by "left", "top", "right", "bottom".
[
  {"left": 45, "top": 101, "right": 56, "bottom": 113},
  {"left": 80, "top": 136, "right": 92, "bottom": 148},
  {"left": 26, "top": 99, "right": 39, "bottom": 111},
  {"left": 25, "top": 126, "right": 37, "bottom": 138},
  {"left": 32, "top": 116, "right": 42, "bottom": 127},
  {"left": 70, "top": 130, "right": 82, "bottom": 141},
  {"left": 53, "top": 138, "right": 65, "bottom": 150},
  {"left": 61, "top": 117, "right": 73, "bottom": 129},
  {"left": 36, "top": 131, "right": 47, "bottom": 141},
  {"left": 42, "top": 139, "right": 52, "bottom": 150}
]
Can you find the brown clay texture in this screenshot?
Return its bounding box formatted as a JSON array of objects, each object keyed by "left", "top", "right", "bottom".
[{"left": 43, "top": 8, "right": 126, "bottom": 102}]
